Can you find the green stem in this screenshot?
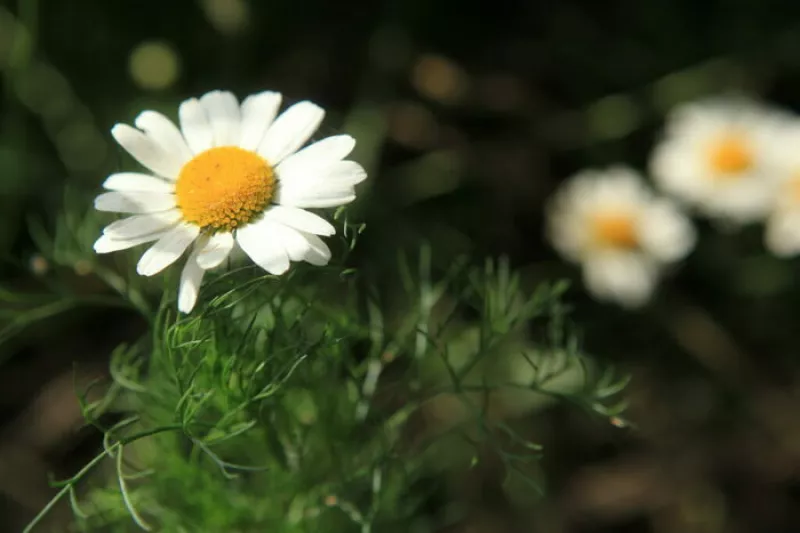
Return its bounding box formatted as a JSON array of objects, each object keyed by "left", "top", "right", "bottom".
[{"left": 22, "top": 424, "right": 185, "bottom": 532}]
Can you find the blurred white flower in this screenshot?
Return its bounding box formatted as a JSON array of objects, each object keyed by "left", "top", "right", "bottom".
[
  {"left": 650, "top": 98, "right": 787, "bottom": 224},
  {"left": 93, "top": 90, "right": 366, "bottom": 313},
  {"left": 763, "top": 122, "right": 800, "bottom": 256},
  {"left": 546, "top": 166, "right": 696, "bottom": 307}
]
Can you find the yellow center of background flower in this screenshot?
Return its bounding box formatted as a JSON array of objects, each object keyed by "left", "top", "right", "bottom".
[
  {"left": 592, "top": 213, "right": 638, "bottom": 249},
  {"left": 175, "top": 147, "right": 275, "bottom": 233},
  {"left": 707, "top": 134, "right": 753, "bottom": 176}
]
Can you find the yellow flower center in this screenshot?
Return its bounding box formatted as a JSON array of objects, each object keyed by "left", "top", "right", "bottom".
[
  {"left": 175, "top": 147, "right": 275, "bottom": 233},
  {"left": 591, "top": 213, "right": 638, "bottom": 249},
  {"left": 707, "top": 134, "right": 753, "bottom": 176}
]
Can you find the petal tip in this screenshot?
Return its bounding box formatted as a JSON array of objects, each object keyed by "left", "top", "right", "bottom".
[
  {"left": 110, "top": 123, "right": 133, "bottom": 138},
  {"left": 179, "top": 97, "right": 200, "bottom": 111},
  {"left": 270, "top": 264, "right": 291, "bottom": 276},
  {"left": 177, "top": 297, "right": 196, "bottom": 314},
  {"left": 93, "top": 236, "right": 111, "bottom": 253},
  {"left": 349, "top": 164, "right": 368, "bottom": 185},
  {"left": 289, "top": 100, "right": 325, "bottom": 118},
  {"left": 136, "top": 257, "right": 161, "bottom": 277},
  {"left": 93, "top": 194, "right": 109, "bottom": 211},
  {"left": 200, "top": 89, "right": 221, "bottom": 99},
  {"left": 301, "top": 100, "right": 323, "bottom": 110},
  {"left": 134, "top": 110, "right": 154, "bottom": 124},
  {"left": 201, "top": 89, "right": 237, "bottom": 102}
]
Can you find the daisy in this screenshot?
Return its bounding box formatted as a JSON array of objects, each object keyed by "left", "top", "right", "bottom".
[
  {"left": 546, "top": 166, "right": 695, "bottom": 307},
  {"left": 650, "top": 97, "right": 786, "bottom": 224},
  {"left": 93, "top": 90, "right": 366, "bottom": 313},
  {"left": 763, "top": 122, "right": 800, "bottom": 256}
]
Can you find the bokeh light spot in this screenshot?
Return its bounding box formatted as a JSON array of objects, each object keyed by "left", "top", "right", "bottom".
[
  {"left": 411, "top": 54, "right": 469, "bottom": 105},
  {"left": 387, "top": 101, "right": 439, "bottom": 149},
  {"left": 201, "top": 0, "right": 250, "bottom": 35},
  {"left": 129, "top": 40, "right": 180, "bottom": 91}
]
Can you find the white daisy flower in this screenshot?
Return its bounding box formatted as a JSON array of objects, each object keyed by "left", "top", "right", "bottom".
[
  {"left": 546, "top": 166, "right": 696, "bottom": 308},
  {"left": 763, "top": 122, "right": 800, "bottom": 256},
  {"left": 650, "top": 98, "right": 787, "bottom": 224},
  {"left": 93, "top": 90, "right": 366, "bottom": 313}
]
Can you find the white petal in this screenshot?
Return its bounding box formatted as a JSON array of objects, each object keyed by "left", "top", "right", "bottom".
[
  {"left": 275, "top": 186, "right": 356, "bottom": 209},
  {"left": 103, "top": 172, "right": 175, "bottom": 193},
  {"left": 262, "top": 205, "right": 335, "bottom": 236},
  {"left": 239, "top": 91, "right": 282, "bottom": 151},
  {"left": 330, "top": 161, "right": 368, "bottom": 186},
  {"left": 179, "top": 98, "right": 213, "bottom": 154},
  {"left": 592, "top": 166, "right": 651, "bottom": 205},
  {"left": 276, "top": 225, "right": 330, "bottom": 265},
  {"left": 258, "top": 101, "right": 325, "bottom": 165},
  {"left": 293, "top": 231, "right": 332, "bottom": 266},
  {"left": 583, "top": 252, "right": 657, "bottom": 308},
  {"left": 134, "top": 110, "right": 193, "bottom": 166},
  {"left": 639, "top": 200, "right": 697, "bottom": 263},
  {"left": 111, "top": 124, "right": 183, "bottom": 179},
  {"left": 200, "top": 90, "right": 241, "bottom": 146},
  {"left": 137, "top": 223, "right": 200, "bottom": 276},
  {"left": 276, "top": 224, "right": 311, "bottom": 261},
  {"left": 196, "top": 232, "right": 235, "bottom": 269},
  {"left": 267, "top": 223, "right": 332, "bottom": 266},
  {"left": 706, "top": 178, "right": 775, "bottom": 224},
  {"left": 102, "top": 210, "right": 183, "bottom": 239},
  {"left": 275, "top": 161, "right": 365, "bottom": 208},
  {"left": 766, "top": 210, "right": 800, "bottom": 257},
  {"left": 277, "top": 135, "right": 356, "bottom": 172},
  {"left": 94, "top": 192, "right": 176, "bottom": 213},
  {"left": 93, "top": 231, "right": 167, "bottom": 254},
  {"left": 278, "top": 159, "right": 367, "bottom": 188},
  {"left": 236, "top": 219, "right": 290, "bottom": 275},
  {"left": 178, "top": 247, "right": 205, "bottom": 313},
  {"left": 545, "top": 203, "right": 588, "bottom": 263}
]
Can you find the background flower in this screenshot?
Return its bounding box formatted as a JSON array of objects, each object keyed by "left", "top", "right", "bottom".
[
  {"left": 547, "top": 167, "right": 696, "bottom": 307},
  {"left": 650, "top": 98, "right": 789, "bottom": 224},
  {"left": 762, "top": 122, "right": 800, "bottom": 256}
]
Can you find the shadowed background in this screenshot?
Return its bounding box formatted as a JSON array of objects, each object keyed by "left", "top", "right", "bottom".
[{"left": 2, "top": 0, "right": 800, "bottom": 531}]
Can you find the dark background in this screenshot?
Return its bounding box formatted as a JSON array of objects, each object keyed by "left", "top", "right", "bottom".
[{"left": 3, "top": 0, "right": 800, "bottom": 531}]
